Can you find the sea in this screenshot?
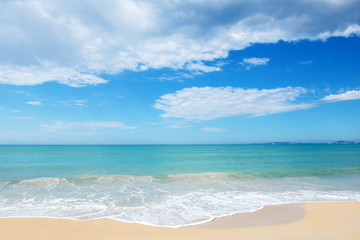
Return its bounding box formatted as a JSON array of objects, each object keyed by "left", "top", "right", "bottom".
[{"left": 0, "top": 144, "right": 359, "bottom": 227}]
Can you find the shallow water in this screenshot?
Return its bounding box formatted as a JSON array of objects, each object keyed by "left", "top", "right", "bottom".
[{"left": 0, "top": 144, "right": 359, "bottom": 227}]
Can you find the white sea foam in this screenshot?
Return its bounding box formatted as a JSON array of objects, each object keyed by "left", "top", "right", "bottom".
[
  {"left": 0, "top": 181, "right": 9, "bottom": 188},
  {"left": 0, "top": 174, "right": 359, "bottom": 227},
  {"left": 18, "top": 177, "right": 68, "bottom": 187},
  {"left": 0, "top": 189, "right": 358, "bottom": 227}
]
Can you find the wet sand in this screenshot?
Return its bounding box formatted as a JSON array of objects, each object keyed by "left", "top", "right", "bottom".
[{"left": 0, "top": 202, "right": 359, "bottom": 240}]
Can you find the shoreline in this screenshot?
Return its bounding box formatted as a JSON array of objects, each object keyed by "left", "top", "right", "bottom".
[
  {"left": 0, "top": 202, "right": 359, "bottom": 239},
  {"left": 0, "top": 201, "right": 353, "bottom": 228},
  {"left": 0, "top": 201, "right": 334, "bottom": 228}
]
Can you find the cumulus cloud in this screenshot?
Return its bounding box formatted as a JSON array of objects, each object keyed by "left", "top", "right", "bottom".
[
  {"left": 40, "top": 121, "right": 137, "bottom": 131},
  {"left": 154, "top": 86, "right": 314, "bottom": 120},
  {"left": 26, "top": 101, "right": 42, "bottom": 105},
  {"left": 321, "top": 90, "right": 360, "bottom": 102},
  {"left": 0, "top": 0, "right": 359, "bottom": 86}
]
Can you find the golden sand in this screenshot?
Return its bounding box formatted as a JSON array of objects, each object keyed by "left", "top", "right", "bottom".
[{"left": 0, "top": 202, "right": 359, "bottom": 240}]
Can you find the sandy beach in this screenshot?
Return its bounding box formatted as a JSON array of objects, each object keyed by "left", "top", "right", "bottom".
[{"left": 0, "top": 202, "right": 359, "bottom": 240}]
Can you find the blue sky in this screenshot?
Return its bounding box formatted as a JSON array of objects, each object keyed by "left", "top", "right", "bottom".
[{"left": 0, "top": 0, "right": 360, "bottom": 144}]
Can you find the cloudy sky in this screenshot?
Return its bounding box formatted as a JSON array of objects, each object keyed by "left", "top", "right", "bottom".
[{"left": 1, "top": 0, "right": 360, "bottom": 144}]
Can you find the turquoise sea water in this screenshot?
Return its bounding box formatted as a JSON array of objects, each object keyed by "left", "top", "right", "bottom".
[{"left": 0, "top": 144, "right": 359, "bottom": 227}]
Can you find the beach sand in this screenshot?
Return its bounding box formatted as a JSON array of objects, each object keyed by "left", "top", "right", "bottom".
[{"left": 0, "top": 202, "right": 359, "bottom": 240}]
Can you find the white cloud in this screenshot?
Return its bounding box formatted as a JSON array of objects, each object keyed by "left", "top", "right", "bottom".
[
  {"left": 154, "top": 86, "right": 314, "bottom": 120},
  {"left": 157, "top": 73, "right": 194, "bottom": 82},
  {"left": 40, "top": 121, "right": 137, "bottom": 131},
  {"left": 0, "top": 0, "right": 359, "bottom": 86},
  {"left": 200, "top": 127, "right": 227, "bottom": 132},
  {"left": 26, "top": 101, "right": 42, "bottom": 106},
  {"left": 321, "top": 90, "right": 360, "bottom": 102},
  {"left": 243, "top": 57, "right": 270, "bottom": 66},
  {"left": 241, "top": 57, "right": 270, "bottom": 70},
  {"left": 186, "top": 62, "right": 221, "bottom": 73},
  {"left": 0, "top": 66, "right": 106, "bottom": 87}
]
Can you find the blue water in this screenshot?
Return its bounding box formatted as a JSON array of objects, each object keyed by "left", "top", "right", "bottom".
[{"left": 0, "top": 144, "right": 359, "bottom": 227}]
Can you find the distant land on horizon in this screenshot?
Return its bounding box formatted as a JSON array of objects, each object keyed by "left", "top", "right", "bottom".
[{"left": 261, "top": 141, "right": 360, "bottom": 145}]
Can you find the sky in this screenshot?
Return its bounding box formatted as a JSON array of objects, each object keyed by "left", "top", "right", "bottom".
[{"left": 0, "top": 0, "right": 360, "bottom": 144}]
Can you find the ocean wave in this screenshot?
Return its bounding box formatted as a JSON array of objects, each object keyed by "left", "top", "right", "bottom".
[
  {"left": 0, "top": 189, "right": 359, "bottom": 227},
  {"left": 0, "top": 172, "right": 360, "bottom": 226},
  {"left": 160, "top": 169, "right": 360, "bottom": 181},
  {"left": 2, "top": 167, "right": 360, "bottom": 187},
  {"left": 0, "top": 181, "right": 9, "bottom": 188},
  {"left": 146, "top": 168, "right": 360, "bottom": 181},
  {"left": 18, "top": 177, "right": 68, "bottom": 185},
  {"left": 68, "top": 175, "right": 156, "bottom": 183}
]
